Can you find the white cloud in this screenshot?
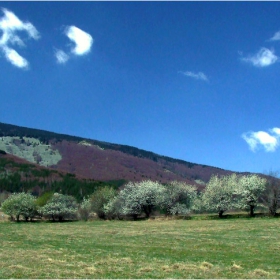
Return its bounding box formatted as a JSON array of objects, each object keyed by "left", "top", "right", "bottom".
[
  {"left": 269, "top": 31, "right": 280, "bottom": 41},
  {"left": 55, "top": 49, "right": 69, "bottom": 64},
  {"left": 0, "top": 8, "right": 39, "bottom": 68},
  {"left": 242, "top": 48, "right": 278, "bottom": 67},
  {"left": 65, "top": 26, "right": 93, "bottom": 56},
  {"left": 2, "top": 46, "right": 28, "bottom": 68},
  {"left": 271, "top": 127, "right": 280, "bottom": 135},
  {"left": 179, "top": 71, "right": 208, "bottom": 81},
  {"left": 242, "top": 127, "right": 280, "bottom": 152}
]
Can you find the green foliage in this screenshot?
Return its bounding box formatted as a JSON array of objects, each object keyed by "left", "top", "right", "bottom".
[
  {"left": 50, "top": 175, "right": 115, "bottom": 202},
  {"left": 39, "top": 193, "right": 78, "bottom": 221},
  {"left": 90, "top": 186, "right": 117, "bottom": 219},
  {"left": 77, "top": 197, "right": 92, "bottom": 221},
  {"left": 0, "top": 155, "right": 119, "bottom": 201},
  {"left": 104, "top": 196, "right": 124, "bottom": 219},
  {"left": 1, "top": 192, "right": 37, "bottom": 221},
  {"left": 36, "top": 192, "right": 54, "bottom": 207}
]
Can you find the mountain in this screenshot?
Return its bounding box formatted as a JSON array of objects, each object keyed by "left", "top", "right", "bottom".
[{"left": 0, "top": 122, "right": 243, "bottom": 187}]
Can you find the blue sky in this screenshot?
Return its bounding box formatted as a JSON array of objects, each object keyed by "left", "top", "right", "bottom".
[{"left": 1, "top": 2, "right": 280, "bottom": 174}]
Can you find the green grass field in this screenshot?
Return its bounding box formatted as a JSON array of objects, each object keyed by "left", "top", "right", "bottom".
[{"left": 1, "top": 217, "right": 280, "bottom": 278}]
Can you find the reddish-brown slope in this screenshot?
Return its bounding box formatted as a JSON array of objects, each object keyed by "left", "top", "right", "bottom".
[{"left": 51, "top": 140, "right": 234, "bottom": 185}]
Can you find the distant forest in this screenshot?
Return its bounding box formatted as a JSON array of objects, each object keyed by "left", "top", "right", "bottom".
[{"left": 0, "top": 156, "right": 124, "bottom": 201}]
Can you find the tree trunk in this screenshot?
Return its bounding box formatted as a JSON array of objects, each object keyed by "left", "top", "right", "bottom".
[
  {"left": 249, "top": 205, "right": 255, "bottom": 217},
  {"left": 218, "top": 210, "right": 224, "bottom": 218}
]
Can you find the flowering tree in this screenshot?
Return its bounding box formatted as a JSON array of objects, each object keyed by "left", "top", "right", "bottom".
[
  {"left": 202, "top": 174, "right": 238, "bottom": 217},
  {"left": 1, "top": 192, "right": 37, "bottom": 222},
  {"left": 161, "top": 181, "right": 197, "bottom": 216},
  {"left": 117, "top": 180, "right": 165, "bottom": 219},
  {"left": 39, "top": 193, "right": 78, "bottom": 221},
  {"left": 237, "top": 174, "right": 266, "bottom": 217}
]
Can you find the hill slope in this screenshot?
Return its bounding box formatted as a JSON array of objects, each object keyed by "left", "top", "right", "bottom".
[{"left": 0, "top": 122, "right": 240, "bottom": 185}]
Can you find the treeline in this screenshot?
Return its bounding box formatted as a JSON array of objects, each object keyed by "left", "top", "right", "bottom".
[
  {"left": 0, "top": 173, "right": 121, "bottom": 202},
  {"left": 0, "top": 157, "right": 122, "bottom": 202},
  {"left": 1, "top": 173, "right": 280, "bottom": 222}
]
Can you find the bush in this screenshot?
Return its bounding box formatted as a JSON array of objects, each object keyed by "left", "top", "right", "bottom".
[
  {"left": 1, "top": 192, "right": 37, "bottom": 221},
  {"left": 77, "top": 197, "right": 91, "bottom": 221},
  {"left": 39, "top": 193, "right": 78, "bottom": 221},
  {"left": 36, "top": 191, "right": 54, "bottom": 207},
  {"left": 90, "top": 186, "right": 117, "bottom": 219}
]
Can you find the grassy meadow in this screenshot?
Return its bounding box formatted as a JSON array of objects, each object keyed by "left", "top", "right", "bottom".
[{"left": 1, "top": 216, "right": 280, "bottom": 278}]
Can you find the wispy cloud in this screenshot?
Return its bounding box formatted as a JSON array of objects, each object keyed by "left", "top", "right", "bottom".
[
  {"left": 179, "top": 71, "right": 208, "bottom": 81},
  {"left": 269, "top": 31, "right": 280, "bottom": 41},
  {"left": 65, "top": 26, "right": 93, "bottom": 56},
  {"left": 242, "top": 48, "right": 278, "bottom": 67},
  {"left": 55, "top": 49, "right": 69, "bottom": 64},
  {"left": 0, "top": 8, "right": 40, "bottom": 69},
  {"left": 242, "top": 127, "right": 280, "bottom": 152}
]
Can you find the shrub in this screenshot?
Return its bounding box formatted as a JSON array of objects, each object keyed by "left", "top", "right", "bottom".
[
  {"left": 90, "top": 186, "right": 117, "bottom": 219},
  {"left": 1, "top": 192, "right": 37, "bottom": 221},
  {"left": 36, "top": 191, "right": 54, "bottom": 207},
  {"left": 77, "top": 197, "right": 91, "bottom": 221},
  {"left": 39, "top": 193, "right": 78, "bottom": 221}
]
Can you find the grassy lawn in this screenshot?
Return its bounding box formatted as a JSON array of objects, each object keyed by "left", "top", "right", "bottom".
[{"left": 1, "top": 217, "right": 280, "bottom": 278}]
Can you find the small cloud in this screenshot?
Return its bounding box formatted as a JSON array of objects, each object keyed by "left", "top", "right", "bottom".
[
  {"left": 0, "top": 8, "right": 39, "bottom": 68},
  {"left": 2, "top": 46, "right": 28, "bottom": 68},
  {"left": 65, "top": 25, "right": 93, "bottom": 56},
  {"left": 271, "top": 127, "right": 280, "bottom": 135},
  {"left": 242, "top": 48, "right": 278, "bottom": 67},
  {"left": 242, "top": 127, "right": 280, "bottom": 152},
  {"left": 179, "top": 71, "right": 208, "bottom": 81},
  {"left": 55, "top": 49, "right": 69, "bottom": 64},
  {"left": 269, "top": 31, "right": 280, "bottom": 41}
]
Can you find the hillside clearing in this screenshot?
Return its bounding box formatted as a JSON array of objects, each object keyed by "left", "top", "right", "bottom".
[{"left": 0, "top": 218, "right": 280, "bottom": 278}]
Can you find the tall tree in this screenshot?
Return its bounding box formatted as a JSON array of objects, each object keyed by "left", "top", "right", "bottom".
[
  {"left": 202, "top": 174, "right": 238, "bottom": 218},
  {"left": 237, "top": 174, "right": 267, "bottom": 217}
]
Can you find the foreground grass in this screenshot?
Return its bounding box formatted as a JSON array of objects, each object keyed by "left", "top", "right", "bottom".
[{"left": 1, "top": 218, "right": 280, "bottom": 278}]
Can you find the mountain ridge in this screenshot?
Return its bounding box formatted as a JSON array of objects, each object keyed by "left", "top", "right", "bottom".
[{"left": 0, "top": 121, "right": 246, "bottom": 185}]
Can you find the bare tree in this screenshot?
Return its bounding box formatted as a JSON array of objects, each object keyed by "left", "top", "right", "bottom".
[{"left": 261, "top": 171, "right": 280, "bottom": 216}]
